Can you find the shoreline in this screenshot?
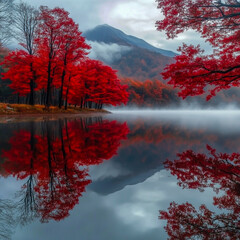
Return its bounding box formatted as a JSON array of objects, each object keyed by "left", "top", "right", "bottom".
[
  {"left": 0, "top": 113, "right": 110, "bottom": 124},
  {"left": 0, "top": 103, "right": 110, "bottom": 116}
]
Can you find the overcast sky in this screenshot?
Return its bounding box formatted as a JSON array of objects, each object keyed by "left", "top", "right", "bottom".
[{"left": 20, "top": 0, "right": 211, "bottom": 53}]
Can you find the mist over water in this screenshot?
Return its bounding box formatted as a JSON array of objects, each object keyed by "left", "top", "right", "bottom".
[
  {"left": 0, "top": 111, "right": 240, "bottom": 240},
  {"left": 108, "top": 101, "right": 240, "bottom": 112},
  {"left": 111, "top": 108, "right": 240, "bottom": 114},
  {"left": 107, "top": 108, "right": 240, "bottom": 137}
]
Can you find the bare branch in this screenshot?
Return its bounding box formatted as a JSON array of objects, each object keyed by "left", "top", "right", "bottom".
[
  {"left": 0, "top": 0, "right": 14, "bottom": 45},
  {"left": 13, "top": 2, "right": 39, "bottom": 55}
]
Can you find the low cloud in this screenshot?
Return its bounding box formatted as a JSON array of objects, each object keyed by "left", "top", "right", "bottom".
[
  {"left": 87, "top": 41, "right": 131, "bottom": 64},
  {"left": 20, "top": 0, "right": 212, "bottom": 54}
]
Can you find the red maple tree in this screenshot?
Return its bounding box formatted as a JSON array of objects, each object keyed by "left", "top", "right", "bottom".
[
  {"left": 35, "top": 6, "right": 90, "bottom": 107},
  {"left": 2, "top": 6, "right": 129, "bottom": 108},
  {"left": 68, "top": 59, "right": 129, "bottom": 109},
  {"left": 2, "top": 50, "right": 37, "bottom": 97},
  {"left": 156, "top": 0, "right": 240, "bottom": 100}
]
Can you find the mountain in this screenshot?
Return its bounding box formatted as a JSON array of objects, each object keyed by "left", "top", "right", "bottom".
[
  {"left": 83, "top": 24, "right": 176, "bottom": 57},
  {"left": 111, "top": 47, "right": 174, "bottom": 80},
  {"left": 83, "top": 25, "right": 240, "bottom": 107},
  {"left": 83, "top": 24, "right": 175, "bottom": 81}
]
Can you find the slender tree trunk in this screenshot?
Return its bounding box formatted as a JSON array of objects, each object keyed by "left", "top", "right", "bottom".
[
  {"left": 64, "top": 75, "right": 71, "bottom": 110},
  {"left": 46, "top": 122, "right": 54, "bottom": 199},
  {"left": 46, "top": 60, "right": 52, "bottom": 108},
  {"left": 59, "top": 120, "right": 69, "bottom": 179},
  {"left": 25, "top": 95, "right": 29, "bottom": 104},
  {"left": 80, "top": 98, "right": 83, "bottom": 109},
  {"left": 29, "top": 62, "right": 36, "bottom": 105},
  {"left": 89, "top": 101, "right": 92, "bottom": 109},
  {"left": 59, "top": 68, "right": 66, "bottom": 108}
]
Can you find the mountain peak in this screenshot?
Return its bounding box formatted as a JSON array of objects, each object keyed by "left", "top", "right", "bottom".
[
  {"left": 92, "top": 24, "right": 122, "bottom": 31},
  {"left": 98, "top": 24, "right": 111, "bottom": 27},
  {"left": 83, "top": 24, "right": 176, "bottom": 57}
]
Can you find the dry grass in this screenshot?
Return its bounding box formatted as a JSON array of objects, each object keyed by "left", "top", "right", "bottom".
[{"left": 0, "top": 103, "right": 109, "bottom": 115}]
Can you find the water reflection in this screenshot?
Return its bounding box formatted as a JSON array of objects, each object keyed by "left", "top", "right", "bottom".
[
  {"left": 1, "top": 112, "right": 240, "bottom": 239},
  {"left": 160, "top": 146, "right": 240, "bottom": 239},
  {"left": 90, "top": 117, "right": 240, "bottom": 195},
  {"left": 0, "top": 118, "right": 129, "bottom": 226},
  {"left": 0, "top": 199, "right": 15, "bottom": 240}
]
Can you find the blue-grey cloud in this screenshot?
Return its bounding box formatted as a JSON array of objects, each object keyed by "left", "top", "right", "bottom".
[
  {"left": 87, "top": 41, "right": 131, "bottom": 64},
  {"left": 18, "top": 0, "right": 212, "bottom": 54}
]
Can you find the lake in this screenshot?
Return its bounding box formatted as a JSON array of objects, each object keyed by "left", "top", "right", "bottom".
[{"left": 0, "top": 110, "right": 239, "bottom": 240}]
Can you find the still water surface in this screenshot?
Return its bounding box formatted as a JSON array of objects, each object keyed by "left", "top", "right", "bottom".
[{"left": 0, "top": 110, "right": 239, "bottom": 240}]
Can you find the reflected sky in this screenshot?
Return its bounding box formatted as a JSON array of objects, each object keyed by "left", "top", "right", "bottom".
[
  {"left": 109, "top": 109, "right": 240, "bottom": 133},
  {"left": 0, "top": 111, "right": 239, "bottom": 239}
]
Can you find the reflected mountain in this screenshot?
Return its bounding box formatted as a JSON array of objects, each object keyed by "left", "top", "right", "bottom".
[
  {"left": 0, "top": 117, "right": 129, "bottom": 225},
  {"left": 1, "top": 113, "right": 240, "bottom": 240},
  {"left": 160, "top": 146, "right": 240, "bottom": 239},
  {"left": 89, "top": 118, "right": 240, "bottom": 195}
]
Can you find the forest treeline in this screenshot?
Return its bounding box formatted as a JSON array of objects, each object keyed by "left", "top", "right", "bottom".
[
  {"left": 122, "top": 78, "right": 178, "bottom": 107},
  {"left": 0, "top": 0, "right": 182, "bottom": 109},
  {"left": 0, "top": 1, "right": 129, "bottom": 109},
  {"left": 2, "top": 0, "right": 240, "bottom": 109}
]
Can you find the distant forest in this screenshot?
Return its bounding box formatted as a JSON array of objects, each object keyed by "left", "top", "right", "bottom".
[{"left": 2, "top": 0, "right": 240, "bottom": 109}]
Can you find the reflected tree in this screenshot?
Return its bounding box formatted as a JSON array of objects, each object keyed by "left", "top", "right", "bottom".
[
  {"left": 160, "top": 201, "right": 240, "bottom": 240},
  {"left": 0, "top": 117, "right": 129, "bottom": 222},
  {"left": 160, "top": 146, "right": 240, "bottom": 239},
  {"left": 16, "top": 174, "right": 38, "bottom": 224},
  {"left": 164, "top": 145, "right": 240, "bottom": 201},
  {"left": 0, "top": 199, "right": 16, "bottom": 240}
]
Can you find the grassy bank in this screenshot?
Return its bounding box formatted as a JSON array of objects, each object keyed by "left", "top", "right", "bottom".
[{"left": 0, "top": 103, "right": 109, "bottom": 115}]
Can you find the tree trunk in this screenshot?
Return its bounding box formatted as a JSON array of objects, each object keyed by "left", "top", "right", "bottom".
[
  {"left": 64, "top": 76, "right": 71, "bottom": 110},
  {"left": 58, "top": 68, "right": 66, "bottom": 108},
  {"left": 29, "top": 62, "right": 36, "bottom": 105},
  {"left": 46, "top": 60, "right": 52, "bottom": 108}
]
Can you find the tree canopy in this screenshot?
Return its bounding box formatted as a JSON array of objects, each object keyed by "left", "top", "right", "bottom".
[
  {"left": 156, "top": 0, "right": 240, "bottom": 100},
  {"left": 1, "top": 5, "right": 129, "bottom": 108}
]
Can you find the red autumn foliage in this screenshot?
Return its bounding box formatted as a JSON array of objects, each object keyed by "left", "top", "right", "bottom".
[
  {"left": 1, "top": 6, "right": 129, "bottom": 108},
  {"left": 1, "top": 50, "right": 37, "bottom": 96},
  {"left": 164, "top": 145, "right": 240, "bottom": 193},
  {"left": 160, "top": 146, "right": 240, "bottom": 239},
  {"left": 68, "top": 59, "right": 129, "bottom": 108},
  {"left": 159, "top": 202, "right": 240, "bottom": 240},
  {"left": 1, "top": 118, "right": 129, "bottom": 222},
  {"left": 156, "top": 0, "right": 240, "bottom": 100},
  {"left": 156, "top": 0, "right": 240, "bottom": 44},
  {"left": 122, "top": 78, "right": 177, "bottom": 106},
  {"left": 162, "top": 44, "right": 240, "bottom": 100},
  {"left": 35, "top": 6, "right": 91, "bottom": 107}
]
